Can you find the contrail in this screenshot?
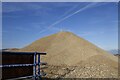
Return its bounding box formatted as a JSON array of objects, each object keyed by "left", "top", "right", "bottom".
[
  {"left": 38, "top": 2, "right": 98, "bottom": 34},
  {"left": 58, "top": 4, "right": 80, "bottom": 20}
]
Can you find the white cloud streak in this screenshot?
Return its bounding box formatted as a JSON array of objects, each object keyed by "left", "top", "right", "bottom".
[
  {"left": 2, "top": 3, "right": 49, "bottom": 13},
  {"left": 38, "top": 2, "right": 98, "bottom": 34},
  {"left": 57, "top": 4, "right": 80, "bottom": 19}
]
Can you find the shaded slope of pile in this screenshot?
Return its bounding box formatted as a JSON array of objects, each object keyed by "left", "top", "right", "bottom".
[{"left": 20, "top": 31, "right": 118, "bottom": 67}]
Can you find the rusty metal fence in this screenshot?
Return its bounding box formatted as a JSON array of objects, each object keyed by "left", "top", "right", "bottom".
[{"left": 0, "top": 51, "right": 47, "bottom": 80}]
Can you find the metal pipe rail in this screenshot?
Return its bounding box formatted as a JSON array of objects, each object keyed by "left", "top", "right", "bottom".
[
  {"left": 0, "top": 64, "right": 34, "bottom": 67},
  {"left": 1, "top": 51, "right": 47, "bottom": 80},
  {"left": 0, "top": 62, "right": 47, "bottom": 67}
]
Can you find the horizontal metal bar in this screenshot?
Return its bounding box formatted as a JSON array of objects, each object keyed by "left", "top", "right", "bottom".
[
  {"left": 0, "top": 64, "right": 34, "bottom": 67},
  {"left": 6, "top": 75, "right": 33, "bottom": 80},
  {"left": 0, "top": 62, "right": 47, "bottom": 67},
  {"left": 1, "top": 51, "right": 47, "bottom": 55}
]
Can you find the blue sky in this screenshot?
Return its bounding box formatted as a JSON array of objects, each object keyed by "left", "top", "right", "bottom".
[{"left": 2, "top": 2, "right": 118, "bottom": 51}]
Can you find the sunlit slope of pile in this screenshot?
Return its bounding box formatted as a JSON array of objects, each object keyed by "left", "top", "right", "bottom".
[{"left": 20, "top": 31, "right": 118, "bottom": 66}]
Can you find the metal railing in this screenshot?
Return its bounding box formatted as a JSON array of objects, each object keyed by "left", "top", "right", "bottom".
[{"left": 0, "top": 51, "right": 47, "bottom": 80}]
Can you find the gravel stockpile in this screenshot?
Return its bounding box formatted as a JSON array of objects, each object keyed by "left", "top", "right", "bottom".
[{"left": 19, "top": 31, "right": 118, "bottom": 78}]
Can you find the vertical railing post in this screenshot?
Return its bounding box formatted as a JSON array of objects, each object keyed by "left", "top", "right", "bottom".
[
  {"left": 33, "top": 52, "right": 37, "bottom": 80},
  {"left": 38, "top": 54, "right": 40, "bottom": 79}
]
